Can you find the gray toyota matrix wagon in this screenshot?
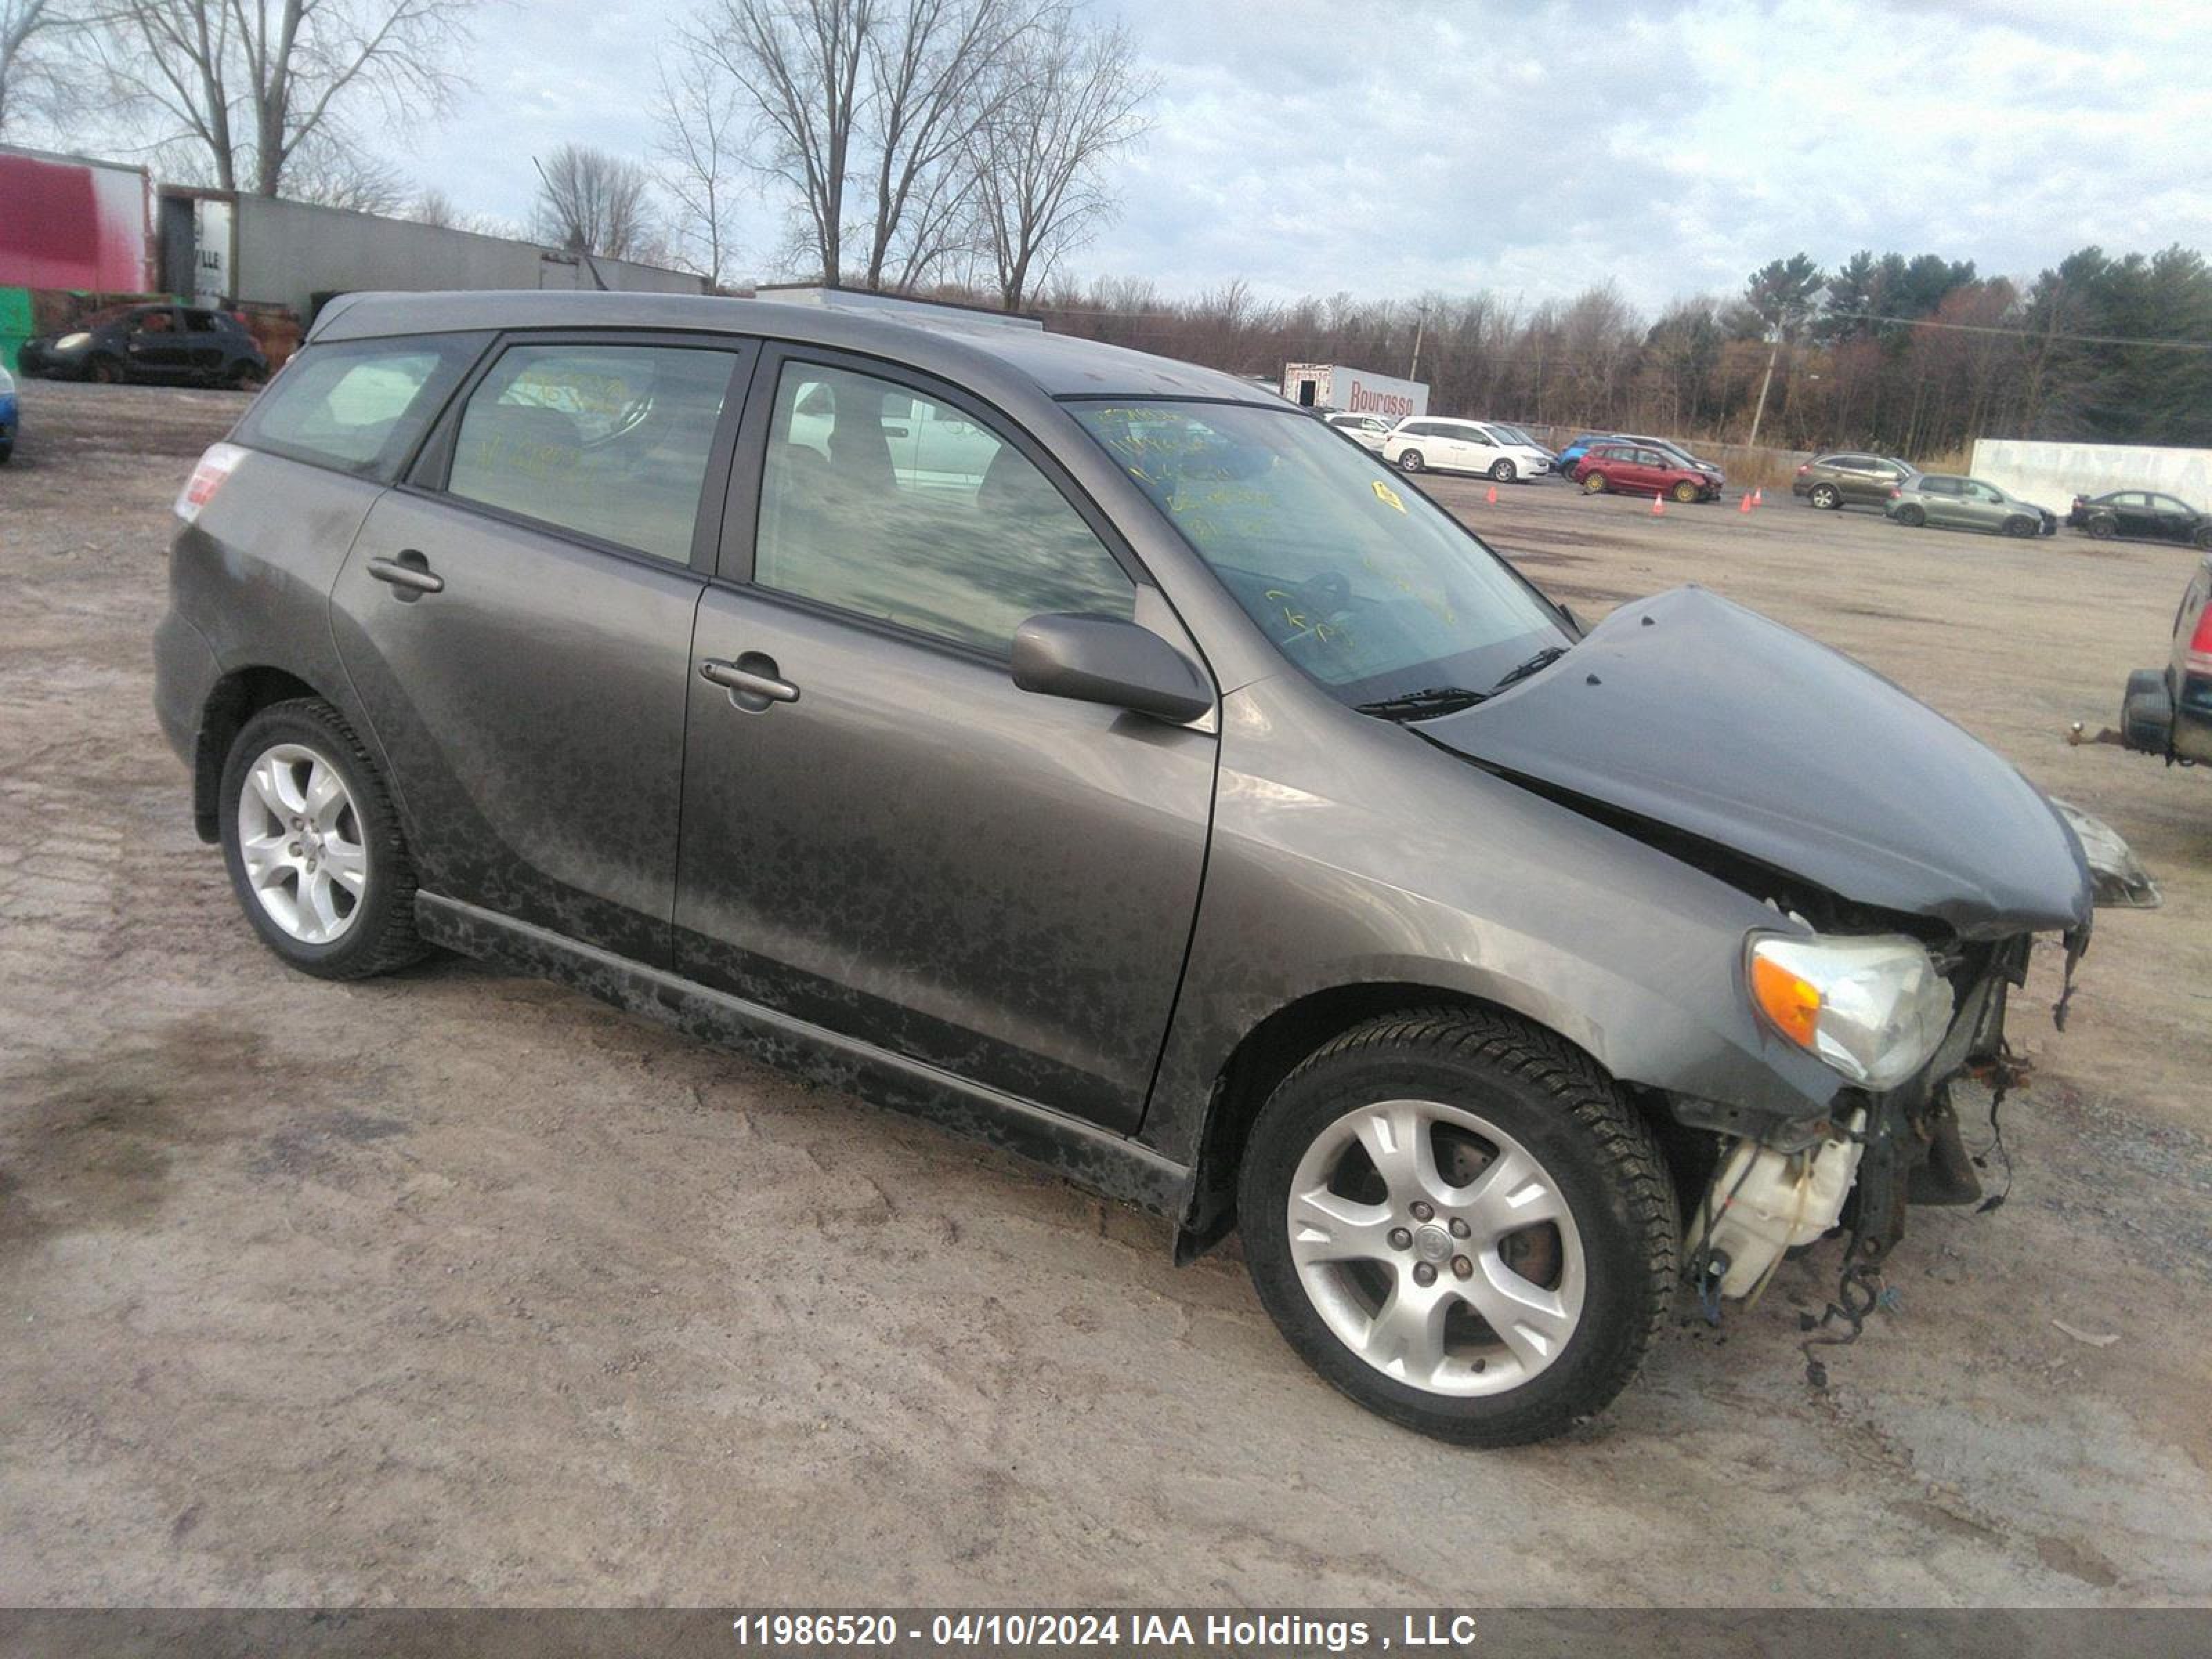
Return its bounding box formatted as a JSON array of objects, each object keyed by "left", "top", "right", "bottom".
[{"left": 156, "top": 290, "right": 2130, "bottom": 1445}]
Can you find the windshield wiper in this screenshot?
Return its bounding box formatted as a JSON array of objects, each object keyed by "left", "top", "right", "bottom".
[
  {"left": 1356, "top": 685, "right": 1491, "bottom": 720},
  {"left": 1487, "top": 644, "right": 1571, "bottom": 695}
]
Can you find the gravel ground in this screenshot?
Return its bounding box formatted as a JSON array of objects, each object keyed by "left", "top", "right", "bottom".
[{"left": 2, "top": 379, "right": 2209, "bottom": 1606}]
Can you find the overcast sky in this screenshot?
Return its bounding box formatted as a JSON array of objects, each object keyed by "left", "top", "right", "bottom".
[{"left": 407, "top": 0, "right": 2212, "bottom": 311}]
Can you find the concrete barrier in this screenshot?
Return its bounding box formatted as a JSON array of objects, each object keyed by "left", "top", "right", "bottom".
[{"left": 1970, "top": 438, "right": 2212, "bottom": 516}]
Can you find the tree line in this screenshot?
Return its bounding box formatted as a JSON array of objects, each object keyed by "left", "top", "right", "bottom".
[{"left": 1013, "top": 245, "right": 2212, "bottom": 456}]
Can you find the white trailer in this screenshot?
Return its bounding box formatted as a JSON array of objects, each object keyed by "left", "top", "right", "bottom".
[{"left": 1281, "top": 362, "right": 1429, "bottom": 422}]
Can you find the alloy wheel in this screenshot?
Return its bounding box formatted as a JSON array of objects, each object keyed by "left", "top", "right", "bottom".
[
  {"left": 235, "top": 742, "right": 368, "bottom": 944},
  {"left": 1285, "top": 1098, "right": 1586, "bottom": 1397}
]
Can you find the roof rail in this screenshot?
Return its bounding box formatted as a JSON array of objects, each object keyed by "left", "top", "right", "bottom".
[{"left": 750, "top": 284, "right": 1045, "bottom": 331}]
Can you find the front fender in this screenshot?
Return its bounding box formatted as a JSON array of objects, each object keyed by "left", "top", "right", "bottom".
[{"left": 1138, "top": 678, "right": 1841, "bottom": 1168}]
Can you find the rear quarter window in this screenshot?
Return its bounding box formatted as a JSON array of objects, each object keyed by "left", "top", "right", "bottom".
[{"left": 232, "top": 333, "right": 488, "bottom": 481}]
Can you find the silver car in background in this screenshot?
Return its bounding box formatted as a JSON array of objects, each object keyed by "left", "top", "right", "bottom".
[{"left": 1887, "top": 474, "right": 2057, "bottom": 538}]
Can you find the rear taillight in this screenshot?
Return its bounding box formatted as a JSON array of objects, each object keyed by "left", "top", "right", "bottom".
[
  {"left": 175, "top": 442, "right": 246, "bottom": 523},
  {"left": 2188, "top": 607, "right": 2212, "bottom": 677}
]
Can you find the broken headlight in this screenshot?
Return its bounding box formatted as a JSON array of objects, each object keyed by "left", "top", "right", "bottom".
[{"left": 1747, "top": 932, "right": 1953, "bottom": 1090}]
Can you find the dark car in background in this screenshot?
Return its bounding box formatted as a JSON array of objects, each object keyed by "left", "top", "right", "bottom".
[
  {"left": 1573, "top": 440, "right": 1723, "bottom": 503},
  {"left": 157, "top": 288, "right": 2127, "bottom": 1447},
  {"left": 2069, "top": 489, "right": 2212, "bottom": 549},
  {"left": 20, "top": 303, "right": 268, "bottom": 388},
  {"left": 1886, "top": 474, "right": 2056, "bottom": 538},
  {"left": 2119, "top": 548, "right": 2212, "bottom": 767},
  {"left": 1794, "top": 452, "right": 1918, "bottom": 511}
]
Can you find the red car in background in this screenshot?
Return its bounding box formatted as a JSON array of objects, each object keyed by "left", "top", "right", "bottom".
[{"left": 1573, "top": 441, "right": 1724, "bottom": 504}]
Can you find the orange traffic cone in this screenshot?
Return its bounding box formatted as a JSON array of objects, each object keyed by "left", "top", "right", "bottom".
[
  {"left": 1738, "top": 491, "right": 1753, "bottom": 514},
  {"left": 1651, "top": 492, "right": 1665, "bottom": 516},
  {"left": 1752, "top": 488, "right": 1763, "bottom": 507},
  {"left": 1485, "top": 483, "right": 1498, "bottom": 505}
]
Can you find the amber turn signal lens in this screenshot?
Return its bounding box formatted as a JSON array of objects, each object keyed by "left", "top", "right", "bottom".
[{"left": 1751, "top": 952, "right": 1822, "bottom": 1048}]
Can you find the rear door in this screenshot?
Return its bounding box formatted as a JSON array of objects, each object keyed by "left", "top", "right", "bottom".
[
  {"left": 332, "top": 330, "right": 756, "bottom": 964},
  {"left": 674, "top": 348, "right": 1216, "bottom": 1131}
]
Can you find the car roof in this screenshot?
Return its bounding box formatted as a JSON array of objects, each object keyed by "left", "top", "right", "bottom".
[{"left": 306, "top": 289, "right": 1275, "bottom": 406}]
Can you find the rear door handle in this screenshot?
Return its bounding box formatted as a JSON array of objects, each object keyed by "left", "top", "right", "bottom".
[
  {"left": 366, "top": 554, "right": 444, "bottom": 597},
  {"left": 700, "top": 657, "right": 800, "bottom": 706}
]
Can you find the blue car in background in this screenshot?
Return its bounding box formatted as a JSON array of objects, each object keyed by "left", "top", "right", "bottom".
[
  {"left": 0, "top": 361, "right": 17, "bottom": 463},
  {"left": 1551, "top": 431, "right": 1620, "bottom": 475}
]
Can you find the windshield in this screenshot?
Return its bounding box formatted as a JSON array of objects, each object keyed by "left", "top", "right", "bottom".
[{"left": 1071, "top": 400, "right": 1568, "bottom": 706}]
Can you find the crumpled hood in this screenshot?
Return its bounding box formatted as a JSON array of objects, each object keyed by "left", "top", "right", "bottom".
[{"left": 1422, "top": 585, "right": 2092, "bottom": 938}]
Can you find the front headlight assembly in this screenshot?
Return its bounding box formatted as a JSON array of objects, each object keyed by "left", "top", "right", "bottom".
[{"left": 1747, "top": 932, "right": 1953, "bottom": 1090}]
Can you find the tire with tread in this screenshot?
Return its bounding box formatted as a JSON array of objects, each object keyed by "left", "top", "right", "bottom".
[
  {"left": 1397, "top": 449, "right": 1425, "bottom": 474},
  {"left": 1238, "top": 1006, "right": 1679, "bottom": 1446},
  {"left": 1895, "top": 503, "right": 1926, "bottom": 527},
  {"left": 1490, "top": 458, "right": 1516, "bottom": 482},
  {"left": 218, "top": 697, "right": 429, "bottom": 980},
  {"left": 1809, "top": 482, "right": 1841, "bottom": 509}
]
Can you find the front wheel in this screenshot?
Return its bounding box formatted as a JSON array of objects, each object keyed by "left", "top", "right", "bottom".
[
  {"left": 1581, "top": 472, "right": 1607, "bottom": 494},
  {"left": 1809, "top": 482, "right": 1841, "bottom": 510},
  {"left": 218, "top": 698, "right": 429, "bottom": 980},
  {"left": 1396, "top": 449, "right": 1425, "bottom": 474},
  {"left": 2002, "top": 515, "right": 2037, "bottom": 538},
  {"left": 1490, "top": 458, "right": 1517, "bottom": 483},
  {"left": 1895, "top": 503, "right": 1927, "bottom": 527},
  {"left": 1672, "top": 480, "right": 1700, "bottom": 505},
  {"left": 87, "top": 355, "right": 126, "bottom": 385},
  {"left": 1238, "top": 1009, "right": 1678, "bottom": 1446}
]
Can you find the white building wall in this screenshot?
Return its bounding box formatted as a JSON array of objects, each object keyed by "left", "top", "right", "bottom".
[{"left": 1970, "top": 438, "right": 2212, "bottom": 514}]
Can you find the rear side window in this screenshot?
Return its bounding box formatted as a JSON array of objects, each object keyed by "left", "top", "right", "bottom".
[
  {"left": 444, "top": 342, "right": 743, "bottom": 564},
  {"left": 234, "top": 334, "right": 485, "bottom": 480},
  {"left": 755, "top": 359, "right": 1133, "bottom": 657}
]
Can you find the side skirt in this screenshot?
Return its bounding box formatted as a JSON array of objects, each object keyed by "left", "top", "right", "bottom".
[{"left": 415, "top": 893, "right": 1193, "bottom": 1219}]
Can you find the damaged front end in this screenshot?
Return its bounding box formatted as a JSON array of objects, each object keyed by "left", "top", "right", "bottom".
[
  {"left": 1683, "top": 932, "right": 2049, "bottom": 1375},
  {"left": 1414, "top": 585, "right": 2145, "bottom": 1375}
]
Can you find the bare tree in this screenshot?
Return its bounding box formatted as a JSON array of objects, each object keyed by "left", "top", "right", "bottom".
[
  {"left": 969, "top": 7, "right": 1151, "bottom": 310},
  {"left": 696, "top": 0, "right": 872, "bottom": 285},
  {"left": 279, "top": 126, "right": 411, "bottom": 212},
  {"left": 533, "top": 141, "right": 660, "bottom": 261},
  {"left": 654, "top": 28, "right": 746, "bottom": 287},
  {"left": 1, "top": 0, "right": 99, "bottom": 138},
  {"left": 856, "top": 0, "right": 1029, "bottom": 292},
  {"left": 102, "top": 0, "right": 475, "bottom": 196}
]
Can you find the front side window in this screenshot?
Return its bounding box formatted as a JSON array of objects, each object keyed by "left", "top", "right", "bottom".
[
  {"left": 1073, "top": 400, "right": 1566, "bottom": 704},
  {"left": 234, "top": 333, "right": 485, "bottom": 478},
  {"left": 446, "top": 342, "right": 740, "bottom": 563},
  {"left": 756, "top": 361, "right": 1134, "bottom": 655}
]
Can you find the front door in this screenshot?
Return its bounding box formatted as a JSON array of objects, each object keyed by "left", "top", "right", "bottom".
[
  {"left": 675, "top": 350, "right": 1216, "bottom": 1131},
  {"left": 125, "top": 308, "right": 189, "bottom": 377},
  {"left": 332, "top": 332, "right": 756, "bottom": 964}
]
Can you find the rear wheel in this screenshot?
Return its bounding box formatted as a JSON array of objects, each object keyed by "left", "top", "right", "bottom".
[
  {"left": 1582, "top": 472, "right": 1608, "bottom": 494},
  {"left": 1490, "top": 458, "right": 1517, "bottom": 483},
  {"left": 1809, "top": 482, "right": 1841, "bottom": 510},
  {"left": 1238, "top": 1008, "right": 1678, "bottom": 1446},
  {"left": 1397, "top": 449, "right": 1425, "bottom": 474},
  {"left": 1672, "top": 479, "right": 1700, "bottom": 505},
  {"left": 1895, "top": 503, "right": 1927, "bottom": 527},
  {"left": 218, "top": 698, "right": 428, "bottom": 980},
  {"left": 2086, "top": 516, "right": 2116, "bottom": 540}
]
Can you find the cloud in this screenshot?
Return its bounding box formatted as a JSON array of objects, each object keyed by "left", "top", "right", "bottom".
[{"left": 402, "top": 0, "right": 2212, "bottom": 308}]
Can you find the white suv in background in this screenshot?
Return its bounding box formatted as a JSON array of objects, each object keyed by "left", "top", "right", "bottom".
[
  {"left": 1382, "top": 418, "right": 1550, "bottom": 482},
  {"left": 1323, "top": 411, "right": 1395, "bottom": 453}
]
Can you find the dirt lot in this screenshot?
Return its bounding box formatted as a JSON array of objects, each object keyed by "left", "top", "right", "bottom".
[{"left": 3, "top": 380, "right": 2209, "bottom": 1607}]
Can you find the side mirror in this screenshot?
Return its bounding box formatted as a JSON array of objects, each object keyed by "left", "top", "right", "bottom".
[{"left": 1011, "top": 614, "right": 1213, "bottom": 725}]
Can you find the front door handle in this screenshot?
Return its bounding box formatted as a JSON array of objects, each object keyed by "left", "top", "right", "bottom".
[
  {"left": 366, "top": 553, "right": 444, "bottom": 597},
  {"left": 700, "top": 656, "right": 800, "bottom": 707}
]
